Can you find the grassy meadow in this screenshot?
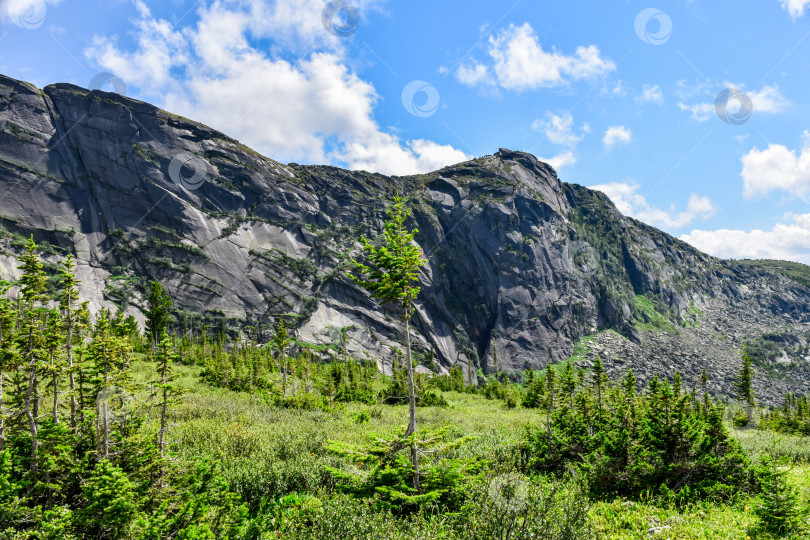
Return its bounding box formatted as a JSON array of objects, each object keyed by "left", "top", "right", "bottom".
[{"left": 134, "top": 359, "right": 810, "bottom": 540}]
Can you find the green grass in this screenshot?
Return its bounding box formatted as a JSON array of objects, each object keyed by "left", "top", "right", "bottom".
[
  {"left": 633, "top": 294, "right": 679, "bottom": 334},
  {"left": 128, "top": 361, "right": 810, "bottom": 538}
]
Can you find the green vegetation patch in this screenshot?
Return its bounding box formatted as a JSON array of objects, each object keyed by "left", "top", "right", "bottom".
[{"left": 633, "top": 294, "right": 678, "bottom": 333}]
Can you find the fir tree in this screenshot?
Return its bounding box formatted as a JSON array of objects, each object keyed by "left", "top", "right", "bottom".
[
  {"left": 57, "top": 256, "right": 82, "bottom": 429},
  {"left": 18, "top": 236, "right": 48, "bottom": 472},
  {"left": 145, "top": 281, "right": 172, "bottom": 348},
  {"left": 592, "top": 355, "right": 606, "bottom": 423},
  {"left": 347, "top": 194, "right": 426, "bottom": 490},
  {"left": 155, "top": 329, "right": 180, "bottom": 486},
  {"left": 0, "top": 281, "right": 17, "bottom": 450},
  {"left": 736, "top": 345, "right": 756, "bottom": 425}
]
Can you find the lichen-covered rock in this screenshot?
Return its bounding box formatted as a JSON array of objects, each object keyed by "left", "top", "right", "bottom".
[{"left": 1, "top": 74, "right": 809, "bottom": 404}]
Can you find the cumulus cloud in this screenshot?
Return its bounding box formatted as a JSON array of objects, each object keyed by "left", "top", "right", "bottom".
[
  {"left": 540, "top": 151, "right": 576, "bottom": 171},
  {"left": 531, "top": 111, "right": 584, "bottom": 147},
  {"left": 590, "top": 182, "right": 715, "bottom": 228},
  {"left": 748, "top": 85, "right": 791, "bottom": 113},
  {"left": 740, "top": 132, "right": 810, "bottom": 199},
  {"left": 781, "top": 0, "right": 810, "bottom": 19},
  {"left": 84, "top": 0, "right": 470, "bottom": 176},
  {"left": 455, "top": 22, "right": 614, "bottom": 91},
  {"left": 603, "top": 126, "right": 632, "bottom": 151},
  {"left": 637, "top": 84, "right": 663, "bottom": 104},
  {"left": 681, "top": 213, "right": 810, "bottom": 264}
]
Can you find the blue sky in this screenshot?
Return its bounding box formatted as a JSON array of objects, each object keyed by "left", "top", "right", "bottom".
[{"left": 2, "top": 0, "right": 810, "bottom": 262}]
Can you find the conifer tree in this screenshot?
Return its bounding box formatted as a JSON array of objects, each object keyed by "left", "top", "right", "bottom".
[
  {"left": 347, "top": 194, "right": 426, "bottom": 490},
  {"left": 561, "top": 361, "right": 576, "bottom": 411},
  {"left": 736, "top": 345, "right": 756, "bottom": 425},
  {"left": 700, "top": 367, "right": 709, "bottom": 416},
  {"left": 545, "top": 366, "right": 556, "bottom": 437},
  {"left": 42, "top": 310, "right": 62, "bottom": 424},
  {"left": 57, "top": 256, "right": 82, "bottom": 428},
  {"left": 592, "top": 355, "right": 606, "bottom": 423},
  {"left": 18, "top": 236, "right": 48, "bottom": 472},
  {"left": 145, "top": 281, "right": 172, "bottom": 348},
  {"left": 155, "top": 329, "right": 180, "bottom": 486},
  {"left": 0, "top": 280, "right": 17, "bottom": 450}
]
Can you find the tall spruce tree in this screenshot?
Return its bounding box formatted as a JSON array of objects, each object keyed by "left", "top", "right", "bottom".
[
  {"left": 155, "top": 329, "right": 180, "bottom": 486},
  {"left": 57, "top": 256, "right": 82, "bottom": 428},
  {"left": 18, "top": 236, "right": 48, "bottom": 472},
  {"left": 592, "top": 355, "right": 607, "bottom": 423},
  {"left": 145, "top": 281, "right": 172, "bottom": 348},
  {"left": 736, "top": 345, "right": 756, "bottom": 425},
  {"left": 347, "top": 194, "right": 426, "bottom": 490},
  {"left": 0, "top": 280, "right": 17, "bottom": 450}
]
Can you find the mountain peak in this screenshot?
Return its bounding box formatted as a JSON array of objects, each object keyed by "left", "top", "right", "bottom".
[{"left": 1, "top": 73, "right": 809, "bottom": 405}]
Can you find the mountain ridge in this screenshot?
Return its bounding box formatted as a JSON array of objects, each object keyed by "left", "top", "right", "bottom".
[{"left": 1, "top": 73, "right": 809, "bottom": 404}]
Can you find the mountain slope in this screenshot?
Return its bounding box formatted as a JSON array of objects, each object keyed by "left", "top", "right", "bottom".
[{"left": 0, "top": 73, "right": 808, "bottom": 404}]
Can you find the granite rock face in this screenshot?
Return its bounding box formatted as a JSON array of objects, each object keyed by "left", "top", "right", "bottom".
[{"left": 0, "top": 74, "right": 809, "bottom": 404}]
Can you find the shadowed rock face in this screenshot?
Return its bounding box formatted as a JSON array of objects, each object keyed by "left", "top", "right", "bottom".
[{"left": 1, "top": 73, "right": 809, "bottom": 404}]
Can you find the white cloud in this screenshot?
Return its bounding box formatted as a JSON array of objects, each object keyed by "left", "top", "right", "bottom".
[
  {"left": 456, "top": 23, "right": 614, "bottom": 91},
  {"left": 678, "top": 84, "right": 789, "bottom": 122},
  {"left": 675, "top": 79, "right": 712, "bottom": 101},
  {"left": 603, "top": 126, "right": 632, "bottom": 150},
  {"left": 781, "top": 0, "right": 810, "bottom": 20},
  {"left": 540, "top": 151, "right": 576, "bottom": 171},
  {"left": 748, "top": 85, "right": 791, "bottom": 113},
  {"left": 740, "top": 132, "right": 810, "bottom": 199},
  {"left": 681, "top": 213, "right": 810, "bottom": 264},
  {"left": 84, "top": 0, "right": 470, "bottom": 176},
  {"left": 531, "top": 111, "right": 583, "bottom": 147},
  {"left": 590, "top": 182, "right": 715, "bottom": 228},
  {"left": 608, "top": 80, "right": 626, "bottom": 97},
  {"left": 455, "top": 63, "right": 492, "bottom": 87},
  {"left": 678, "top": 102, "right": 714, "bottom": 122},
  {"left": 637, "top": 84, "right": 663, "bottom": 104}
]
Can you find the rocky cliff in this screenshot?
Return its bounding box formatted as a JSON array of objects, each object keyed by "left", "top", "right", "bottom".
[{"left": 1, "top": 73, "right": 809, "bottom": 405}]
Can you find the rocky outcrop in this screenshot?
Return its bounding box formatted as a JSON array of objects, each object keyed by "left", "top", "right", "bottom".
[{"left": 0, "top": 74, "right": 809, "bottom": 404}]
